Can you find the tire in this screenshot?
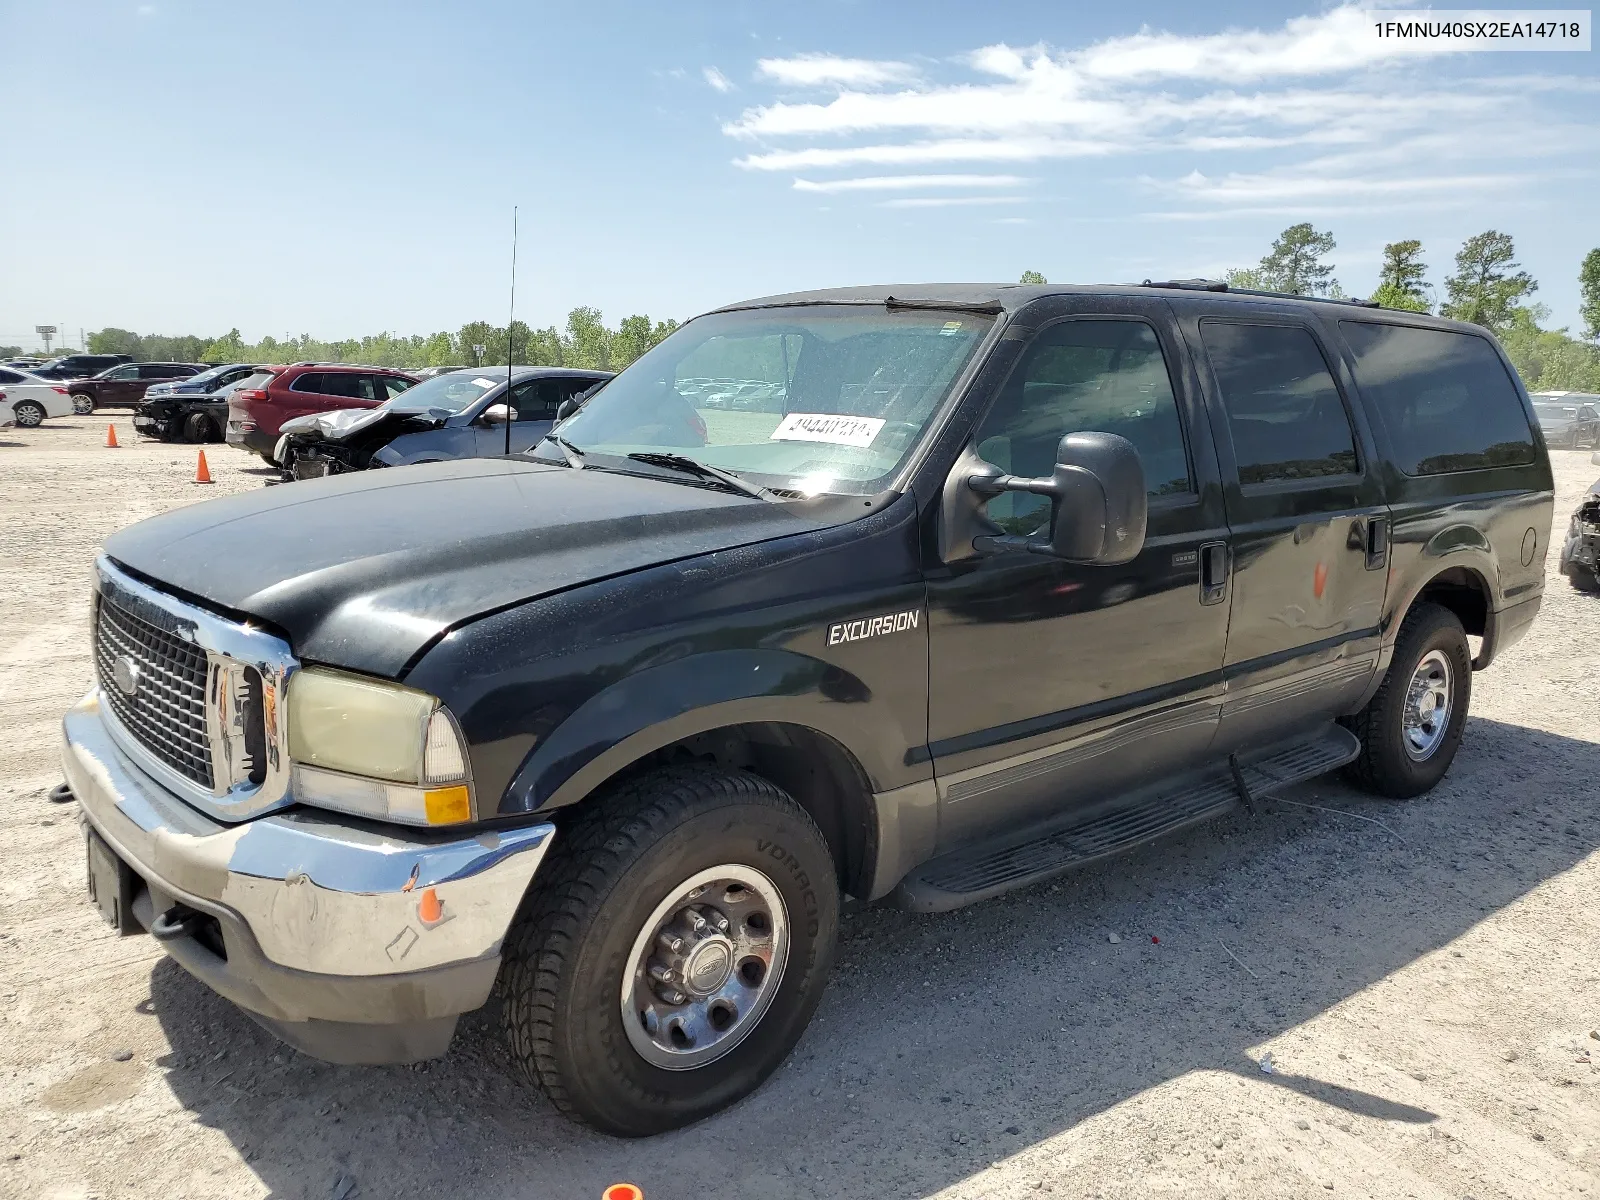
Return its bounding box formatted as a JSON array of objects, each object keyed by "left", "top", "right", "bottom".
[
  {"left": 500, "top": 765, "right": 839, "bottom": 1136},
  {"left": 12, "top": 401, "right": 46, "bottom": 428},
  {"left": 182, "top": 412, "right": 214, "bottom": 443},
  {"left": 1343, "top": 602, "right": 1472, "bottom": 798},
  {"left": 1570, "top": 566, "right": 1600, "bottom": 594},
  {"left": 72, "top": 395, "right": 94, "bottom": 415}
]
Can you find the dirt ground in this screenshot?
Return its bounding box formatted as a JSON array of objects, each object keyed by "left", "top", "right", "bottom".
[{"left": 1, "top": 418, "right": 1596, "bottom": 1200}]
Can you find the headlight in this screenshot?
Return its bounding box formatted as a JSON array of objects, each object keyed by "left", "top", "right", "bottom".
[{"left": 287, "top": 667, "right": 473, "bottom": 826}]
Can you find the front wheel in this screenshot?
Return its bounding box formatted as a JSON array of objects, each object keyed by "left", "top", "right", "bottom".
[
  {"left": 182, "top": 412, "right": 216, "bottom": 443},
  {"left": 500, "top": 765, "right": 838, "bottom": 1136},
  {"left": 1343, "top": 602, "right": 1472, "bottom": 798}
]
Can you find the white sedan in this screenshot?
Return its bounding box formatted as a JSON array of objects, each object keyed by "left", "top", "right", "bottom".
[{"left": 0, "top": 367, "right": 77, "bottom": 426}]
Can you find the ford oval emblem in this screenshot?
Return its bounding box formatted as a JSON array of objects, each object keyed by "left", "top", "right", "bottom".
[{"left": 111, "top": 656, "right": 141, "bottom": 698}]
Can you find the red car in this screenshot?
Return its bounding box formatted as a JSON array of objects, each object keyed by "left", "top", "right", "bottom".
[{"left": 226, "top": 363, "right": 418, "bottom": 461}]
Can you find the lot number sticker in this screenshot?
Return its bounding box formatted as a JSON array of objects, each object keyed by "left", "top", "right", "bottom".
[{"left": 770, "top": 413, "right": 886, "bottom": 447}]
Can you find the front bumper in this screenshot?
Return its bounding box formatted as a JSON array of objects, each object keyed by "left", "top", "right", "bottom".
[{"left": 62, "top": 691, "right": 555, "bottom": 1063}]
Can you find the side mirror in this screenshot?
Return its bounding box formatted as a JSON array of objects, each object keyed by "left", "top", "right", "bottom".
[
  {"left": 967, "top": 431, "right": 1148, "bottom": 564},
  {"left": 480, "top": 403, "right": 516, "bottom": 425}
]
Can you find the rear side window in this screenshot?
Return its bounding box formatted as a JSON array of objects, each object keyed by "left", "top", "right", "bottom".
[
  {"left": 380, "top": 376, "right": 414, "bottom": 400},
  {"left": 290, "top": 372, "right": 326, "bottom": 394},
  {"left": 1201, "top": 322, "right": 1358, "bottom": 485},
  {"left": 1338, "top": 322, "right": 1536, "bottom": 475}
]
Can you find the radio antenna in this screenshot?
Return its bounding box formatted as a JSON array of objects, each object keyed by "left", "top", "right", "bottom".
[{"left": 505, "top": 205, "right": 517, "bottom": 457}]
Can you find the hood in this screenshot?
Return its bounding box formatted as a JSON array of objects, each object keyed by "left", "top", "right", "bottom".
[
  {"left": 279, "top": 405, "right": 419, "bottom": 441},
  {"left": 102, "top": 457, "right": 843, "bottom": 677}
]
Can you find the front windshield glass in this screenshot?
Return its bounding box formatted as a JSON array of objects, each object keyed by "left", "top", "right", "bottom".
[
  {"left": 550, "top": 305, "right": 995, "bottom": 495},
  {"left": 186, "top": 364, "right": 239, "bottom": 387},
  {"left": 380, "top": 370, "right": 502, "bottom": 414}
]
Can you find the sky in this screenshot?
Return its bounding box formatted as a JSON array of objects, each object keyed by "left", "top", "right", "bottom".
[{"left": 1, "top": 0, "right": 1596, "bottom": 349}]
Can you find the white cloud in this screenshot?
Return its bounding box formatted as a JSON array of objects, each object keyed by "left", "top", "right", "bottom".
[
  {"left": 879, "top": 195, "right": 1025, "bottom": 208},
  {"left": 757, "top": 54, "right": 919, "bottom": 89},
  {"left": 722, "top": 5, "right": 1596, "bottom": 220},
  {"left": 792, "top": 173, "right": 1028, "bottom": 193},
  {"left": 703, "top": 67, "right": 733, "bottom": 93},
  {"left": 136, "top": 3, "right": 156, "bottom": 13}
]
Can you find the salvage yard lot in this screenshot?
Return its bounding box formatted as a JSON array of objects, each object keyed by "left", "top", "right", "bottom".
[{"left": 1, "top": 421, "right": 1596, "bottom": 1200}]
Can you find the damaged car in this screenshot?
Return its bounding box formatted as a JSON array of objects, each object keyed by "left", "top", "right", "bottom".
[
  {"left": 273, "top": 366, "right": 610, "bottom": 480},
  {"left": 1558, "top": 460, "right": 1600, "bottom": 593}
]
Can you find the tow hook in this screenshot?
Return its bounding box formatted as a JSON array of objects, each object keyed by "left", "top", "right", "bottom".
[{"left": 149, "top": 905, "right": 205, "bottom": 942}]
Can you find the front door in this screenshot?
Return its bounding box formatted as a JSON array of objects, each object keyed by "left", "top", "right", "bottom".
[
  {"left": 1178, "top": 307, "right": 1391, "bottom": 750},
  {"left": 925, "top": 298, "right": 1231, "bottom": 848}
]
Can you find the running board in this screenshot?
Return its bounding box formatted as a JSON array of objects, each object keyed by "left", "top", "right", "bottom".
[{"left": 892, "top": 725, "right": 1360, "bottom": 913}]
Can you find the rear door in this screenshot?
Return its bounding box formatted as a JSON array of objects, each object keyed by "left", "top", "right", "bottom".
[
  {"left": 1176, "top": 303, "right": 1390, "bottom": 751},
  {"left": 924, "top": 296, "right": 1231, "bottom": 847}
]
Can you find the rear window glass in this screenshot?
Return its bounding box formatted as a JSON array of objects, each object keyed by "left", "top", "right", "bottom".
[{"left": 1339, "top": 322, "right": 1536, "bottom": 475}]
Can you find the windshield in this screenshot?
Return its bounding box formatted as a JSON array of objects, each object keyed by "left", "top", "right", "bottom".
[
  {"left": 550, "top": 305, "right": 995, "bottom": 495},
  {"left": 185, "top": 363, "right": 244, "bottom": 387},
  {"left": 379, "top": 370, "right": 503, "bottom": 414}
]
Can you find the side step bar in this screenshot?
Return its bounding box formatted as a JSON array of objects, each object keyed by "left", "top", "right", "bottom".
[{"left": 893, "top": 724, "right": 1360, "bottom": 913}]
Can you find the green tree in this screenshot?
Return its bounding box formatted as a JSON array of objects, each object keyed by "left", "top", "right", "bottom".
[
  {"left": 422, "top": 331, "right": 457, "bottom": 366},
  {"left": 0, "top": 345, "right": 22, "bottom": 358},
  {"left": 201, "top": 328, "right": 246, "bottom": 362},
  {"left": 564, "top": 307, "right": 611, "bottom": 370},
  {"left": 87, "top": 328, "right": 144, "bottom": 356},
  {"left": 1579, "top": 247, "right": 1600, "bottom": 342},
  {"left": 457, "top": 322, "right": 497, "bottom": 366},
  {"left": 1373, "top": 239, "right": 1429, "bottom": 310},
  {"left": 1501, "top": 307, "right": 1600, "bottom": 391},
  {"left": 1257, "top": 223, "right": 1339, "bottom": 295},
  {"left": 1018, "top": 270, "right": 1047, "bottom": 285},
  {"left": 1225, "top": 267, "right": 1266, "bottom": 289},
  {"left": 1440, "top": 230, "right": 1536, "bottom": 333}
]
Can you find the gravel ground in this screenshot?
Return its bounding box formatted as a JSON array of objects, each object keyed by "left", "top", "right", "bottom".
[{"left": 1, "top": 419, "right": 1596, "bottom": 1200}]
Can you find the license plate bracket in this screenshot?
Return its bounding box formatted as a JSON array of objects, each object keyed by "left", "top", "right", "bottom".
[
  {"left": 85, "top": 828, "right": 139, "bottom": 935},
  {"left": 294, "top": 458, "right": 329, "bottom": 480}
]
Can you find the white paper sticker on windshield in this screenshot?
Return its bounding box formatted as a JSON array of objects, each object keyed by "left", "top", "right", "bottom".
[
  {"left": 471, "top": 377, "right": 499, "bottom": 388},
  {"left": 770, "top": 413, "right": 885, "bottom": 447}
]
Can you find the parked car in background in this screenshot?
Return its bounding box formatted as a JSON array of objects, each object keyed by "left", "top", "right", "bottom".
[
  {"left": 3, "top": 357, "right": 47, "bottom": 370},
  {"left": 0, "top": 391, "right": 8, "bottom": 428},
  {"left": 30, "top": 353, "right": 133, "bottom": 380},
  {"left": 1559, "top": 463, "right": 1600, "bottom": 592},
  {"left": 225, "top": 362, "right": 418, "bottom": 461},
  {"left": 0, "top": 367, "right": 76, "bottom": 426},
  {"left": 1530, "top": 392, "right": 1600, "bottom": 449},
  {"left": 136, "top": 369, "right": 279, "bottom": 443},
  {"left": 409, "top": 365, "right": 473, "bottom": 379},
  {"left": 273, "top": 367, "right": 611, "bottom": 479},
  {"left": 142, "top": 362, "right": 266, "bottom": 401},
  {"left": 68, "top": 362, "right": 206, "bottom": 411}
]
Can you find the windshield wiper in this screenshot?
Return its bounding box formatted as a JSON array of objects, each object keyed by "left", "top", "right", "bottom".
[
  {"left": 535, "top": 434, "right": 586, "bottom": 469},
  {"left": 624, "top": 452, "right": 774, "bottom": 501}
]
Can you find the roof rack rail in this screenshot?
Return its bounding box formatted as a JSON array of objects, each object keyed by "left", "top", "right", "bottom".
[{"left": 1138, "top": 279, "right": 1381, "bottom": 308}]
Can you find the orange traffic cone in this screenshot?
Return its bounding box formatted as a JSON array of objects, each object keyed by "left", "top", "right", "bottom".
[
  {"left": 603, "top": 1187, "right": 643, "bottom": 1200},
  {"left": 195, "top": 449, "right": 213, "bottom": 484},
  {"left": 105, "top": 424, "right": 119, "bottom": 448}
]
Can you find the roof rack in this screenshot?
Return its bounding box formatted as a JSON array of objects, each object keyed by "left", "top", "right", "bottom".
[{"left": 1139, "top": 279, "right": 1381, "bottom": 308}]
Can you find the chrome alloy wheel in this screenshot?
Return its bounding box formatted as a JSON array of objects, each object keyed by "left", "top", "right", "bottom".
[
  {"left": 1401, "top": 649, "right": 1453, "bottom": 761},
  {"left": 621, "top": 864, "right": 789, "bottom": 1071},
  {"left": 72, "top": 395, "right": 94, "bottom": 414}
]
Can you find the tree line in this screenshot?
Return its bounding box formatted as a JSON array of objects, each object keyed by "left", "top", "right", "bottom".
[
  {"left": 72, "top": 307, "right": 681, "bottom": 374},
  {"left": 1219, "top": 225, "right": 1600, "bottom": 391}
]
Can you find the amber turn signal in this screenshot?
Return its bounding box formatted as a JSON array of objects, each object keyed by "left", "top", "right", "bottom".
[{"left": 423, "top": 785, "right": 471, "bottom": 825}]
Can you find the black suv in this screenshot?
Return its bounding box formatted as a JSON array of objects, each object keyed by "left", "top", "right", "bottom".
[
  {"left": 30, "top": 353, "right": 134, "bottom": 380},
  {"left": 62, "top": 282, "right": 1552, "bottom": 1136}
]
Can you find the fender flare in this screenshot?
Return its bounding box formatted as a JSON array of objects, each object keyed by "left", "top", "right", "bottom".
[{"left": 499, "top": 648, "right": 903, "bottom": 815}]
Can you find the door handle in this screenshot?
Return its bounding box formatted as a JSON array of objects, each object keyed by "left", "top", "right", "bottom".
[
  {"left": 1365, "top": 517, "right": 1389, "bottom": 571},
  {"left": 1199, "top": 540, "right": 1229, "bottom": 606}
]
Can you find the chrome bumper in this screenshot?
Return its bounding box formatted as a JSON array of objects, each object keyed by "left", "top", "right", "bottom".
[{"left": 62, "top": 690, "right": 554, "bottom": 981}]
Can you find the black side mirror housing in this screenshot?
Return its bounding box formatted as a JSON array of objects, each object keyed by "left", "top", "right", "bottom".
[{"left": 966, "top": 431, "right": 1148, "bottom": 564}]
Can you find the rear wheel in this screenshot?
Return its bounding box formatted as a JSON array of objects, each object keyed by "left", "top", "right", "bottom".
[
  {"left": 1570, "top": 566, "right": 1600, "bottom": 594},
  {"left": 12, "top": 401, "right": 45, "bottom": 428},
  {"left": 500, "top": 765, "right": 838, "bottom": 1136},
  {"left": 182, "top": 412, "right": 215, "bottom": 443},
  {"left": 1343, "top": 602, "right": 1471, "bottom": 798},
  {"left": 72, "top": 395, "right": 94, "bottom": 415}
]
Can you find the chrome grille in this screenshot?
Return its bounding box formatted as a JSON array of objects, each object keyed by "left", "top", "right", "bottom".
[{"left": 95, "top": 593, "right": 214, "bottom": 788}]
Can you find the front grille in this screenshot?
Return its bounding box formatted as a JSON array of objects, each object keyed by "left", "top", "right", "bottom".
[{"left": 95, "top": 594, "right": 214, "bottom": 789}]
